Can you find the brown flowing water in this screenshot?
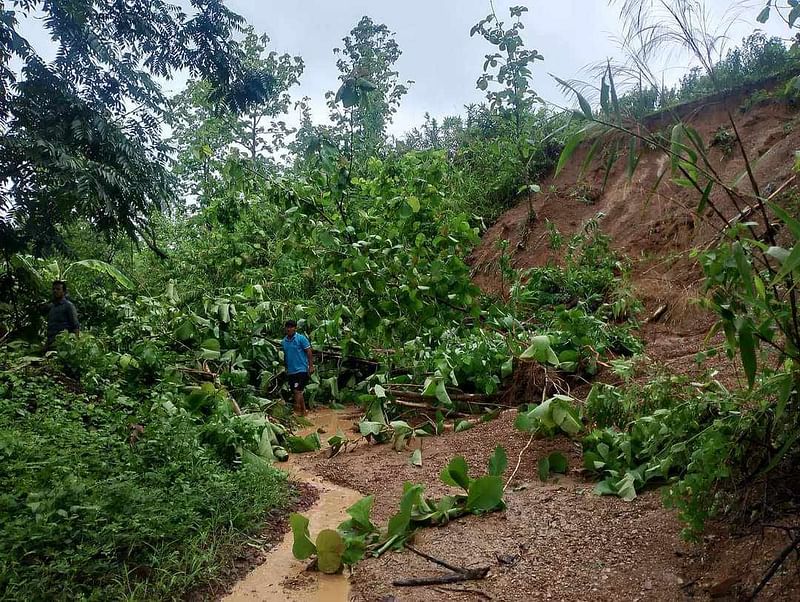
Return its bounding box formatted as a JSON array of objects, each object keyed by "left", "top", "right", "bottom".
[{"left": 224, "top": 409, "right": 361, "bottom": 602}]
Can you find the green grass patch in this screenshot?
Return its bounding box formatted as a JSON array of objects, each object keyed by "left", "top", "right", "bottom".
[{"left": 0, "top": 371, "right": 293, "bottom": 600}]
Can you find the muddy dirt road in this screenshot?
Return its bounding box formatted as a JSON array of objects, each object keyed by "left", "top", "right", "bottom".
[
  {"left": 224, "top": 410, "right": 361, "bottom": 602},
  {"left": 222, "top": 406, "right": 799, "bottom": 601}
]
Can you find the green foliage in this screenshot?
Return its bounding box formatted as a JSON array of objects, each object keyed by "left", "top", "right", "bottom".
[
  {"left": 471, "top": 5, "right": 546, "bottom": 218},
  {"left": 286, "top": 432, "right": 322, "bottom": 453},
  {"left": 291, "top": 448, "right": 507, "bottom": 570},
  {"left": 323, "top": 16, "right": 411, "bottom": 170},
  {"left": 168, "top": 27, "right": 304, "bottom": 204},
  {"left": 584, "top": 375, "right": 688, "bottom": 430},
  {"left": 538, "top": 452, "right": 569, "bottom": 481},
  {"left": 515, "top": 395, "right": 583, "bottom": 437},
  {"left": 710, "top": 126, "right": 736, "bottom": 156},
  {"left": 0, "top": 365, "right": 291, "bottom": 600},
  {"left": 1, "top": 0, "right": 276, "bottom": 256},
  {"left": 676, "top": 34, "right": 795, "bottom": 103}
]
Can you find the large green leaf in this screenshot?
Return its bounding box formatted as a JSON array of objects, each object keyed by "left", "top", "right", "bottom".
[
  {"left": 775, "top": 243, "right": 800, "bottom": 281},
  {"left": 520, "top": 335, "right": 558, "bottom": 365},
  {"left": 738, "top": 322, "right": 757, "bottom": 389},
  {"left": 68, "top": 259, "right": 135, "bottom": 289},
  {"left": 537, "top": 457, "right": 551, "bottom": 482},
  {"left": 341, "top": 535, "right": 367, "bottom": 565},
  {"left": 199, "top": 338, "right": 220, "bottom": 360},
  {"left": 315, "top": 529, "right": 345, "bottom": 574},
  {"left": 556, "top": 130, "right": 584, "bottom": 177},
  {"left": 454, "top": 419, "right": 474, "bottom": 432},
  {"left": 487, "top": 445, "right": 507, "bottom": 477},
  {"left": 435, "top": 380, "right": 453, "bottom": 406},
  {"left": 465, "top": 475, "right": 504, "bottom": 513},
  {"left": 286, "top": 432, "right": 322, "bottom": 453},
  {"left": 615, "top": 473, "right": 638, "bottom": 502},
  {"left": 345, "top": 496, "right": 376, "bottom": 533},
  {"left": 359, "top": 421, "right": 385, "bottom": 439},
  {"left": 385, "top": 483, "right": 424, "bottom": 547},
  {"left": 771, "top": 202, "right": 800, "bottom": 240},
  {"left": 440, "top": 455, "right": 471, "bottom": 491},
  {"left": 290, "top": 513, "right": 316, "bottom": 560},
  {"left": 548, "top": 452, "right": 568, "bottom": 474}
]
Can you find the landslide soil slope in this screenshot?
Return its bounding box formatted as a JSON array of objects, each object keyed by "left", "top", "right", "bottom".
[
  {"left": 267, "top": 90, "right": 800, "bottom": 602},
  {"left": 471, "top": 90, "right": 800, "bottom": 375}
]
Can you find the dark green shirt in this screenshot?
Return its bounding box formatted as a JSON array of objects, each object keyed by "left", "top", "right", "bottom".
[{"left": 47, "top": 298, "right": 80, "bottom": 342}]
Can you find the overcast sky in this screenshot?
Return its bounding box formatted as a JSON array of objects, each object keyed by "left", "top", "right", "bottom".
[
  {"left": 17, "top": 1, "right": 788, "bottom": 136},
  {"left": 221, "top": 0, "right": 787, "bottom": 136}
]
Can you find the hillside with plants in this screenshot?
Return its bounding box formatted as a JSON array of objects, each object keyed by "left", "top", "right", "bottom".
[{"left": 2, "top": 1, "right": 800, "bottom": 600}]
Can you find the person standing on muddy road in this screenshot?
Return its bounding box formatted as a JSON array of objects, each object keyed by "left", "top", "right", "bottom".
[{"left": 281, "top": 319, "right": 314, "bottom": 416}]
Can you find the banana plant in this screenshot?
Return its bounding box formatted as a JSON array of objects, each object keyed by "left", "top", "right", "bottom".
[{"left": 11, "top": 254, "right": 135, "bottom": 291}]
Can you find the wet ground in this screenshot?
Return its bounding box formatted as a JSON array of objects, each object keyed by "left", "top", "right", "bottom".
[
  {"left": 223, "top": 408, "right": 362, "bottom": 602},
  {"left": 223, "top": 407, "right": 799, "bottom": 601}
]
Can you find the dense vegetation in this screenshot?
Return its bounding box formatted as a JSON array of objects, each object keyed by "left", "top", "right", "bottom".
[{"left": 2, "top": 0, "right": 800, "bottom": 598}]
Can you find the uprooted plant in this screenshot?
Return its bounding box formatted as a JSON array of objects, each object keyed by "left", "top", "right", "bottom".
[{"left": 290, "top": 446, "right": 507, "bottom": 573}]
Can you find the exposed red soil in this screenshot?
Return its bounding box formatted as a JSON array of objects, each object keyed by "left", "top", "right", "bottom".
[
  {"left": 291, "top": 409, "right": 800, "bottom": 601},
  {"left": 470, "top": 94, "right": 800, "bottom": 374}
]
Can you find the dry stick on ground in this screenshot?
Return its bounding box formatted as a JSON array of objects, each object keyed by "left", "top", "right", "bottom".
[
  {"left": 504, "top": 433, "right": 534, "bottom": 492},
  {"left": 391, "top": 398, "right": 473, "bottom": 418},
  {"left": 748, "top": 531, "right": 800, "bottom": 600},
  {"left": 393, "top": 545, "right": 490, "bottom": 587},
  {"left": 711, "top": 175, "right": 797, "bottom": 245},
  {"left": 645, "top": 304, "right": 668, "bottom": 324},
  {"left": 504, "top": 375, "right": 549, "bottom": 491},
  {"left": 385, "top": 388, "right": 504, "bottom": 404}
]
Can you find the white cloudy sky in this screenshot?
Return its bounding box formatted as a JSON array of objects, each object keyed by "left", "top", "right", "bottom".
[
  {"left": 16, "top": 0, "right": 789, "bottom": 136},
  {"left": 224, "top": 0, "right": 787, "bottom": 135}
]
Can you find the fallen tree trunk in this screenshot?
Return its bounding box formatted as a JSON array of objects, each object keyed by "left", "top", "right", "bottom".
[{"left": 384, "top": 387, "right": 504, "bottom": 405}]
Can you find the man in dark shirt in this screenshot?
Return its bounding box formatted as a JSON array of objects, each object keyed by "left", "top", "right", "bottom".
[{"left": 46, "top": 280, "right": 80, "bottom": 347}]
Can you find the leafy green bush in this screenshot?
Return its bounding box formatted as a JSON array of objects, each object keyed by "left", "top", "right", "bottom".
[
  {"left": 584, "top": 375, "right": 689, "bottom": 430},
  {"left": 0, "top": 371, "right": 292, "bottom": 600},
  {"left": 677, "top": 33, "right": 794, "bottom": 103}
]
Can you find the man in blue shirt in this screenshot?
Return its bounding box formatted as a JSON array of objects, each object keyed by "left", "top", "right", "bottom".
[{"left": 281, "top": 319, "right": 315, "bottom": 415}]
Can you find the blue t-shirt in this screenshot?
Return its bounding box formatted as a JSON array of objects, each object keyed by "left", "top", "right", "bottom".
[{"left": 282, "top": 333, "right": 311, "bottom": 374}]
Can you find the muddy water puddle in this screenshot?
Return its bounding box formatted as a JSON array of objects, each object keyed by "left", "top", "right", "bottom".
[{"left": 224, "top": 408, "right": 362, "bottom": 602}]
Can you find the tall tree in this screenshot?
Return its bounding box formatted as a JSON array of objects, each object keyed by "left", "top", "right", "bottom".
[
  {"left": 0, "top": 0, "right": 273, "bottom": 258},
  {"left": 237, "top": 30, "right": 304, "bottom": 163},
  {"left": 168, "top": 80, "right": 240, "bottom": 205},
  {"left": 168, "top": 27, "right": 304, "bottom": 203},
  {"left": 472, "top": 4, "right": 544, "bottom": 222},
  {"left": 325, "top": 16, "right": 412, "bottom": 170}
]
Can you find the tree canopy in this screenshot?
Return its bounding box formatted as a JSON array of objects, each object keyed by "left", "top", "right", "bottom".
[{"left": 0, "top": 0, "right": 276, "bottom": 257}]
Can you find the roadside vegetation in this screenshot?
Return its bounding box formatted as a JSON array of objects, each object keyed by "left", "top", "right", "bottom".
[{"left": 2, "top": 0, "right": 800, "bottom": 598}]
